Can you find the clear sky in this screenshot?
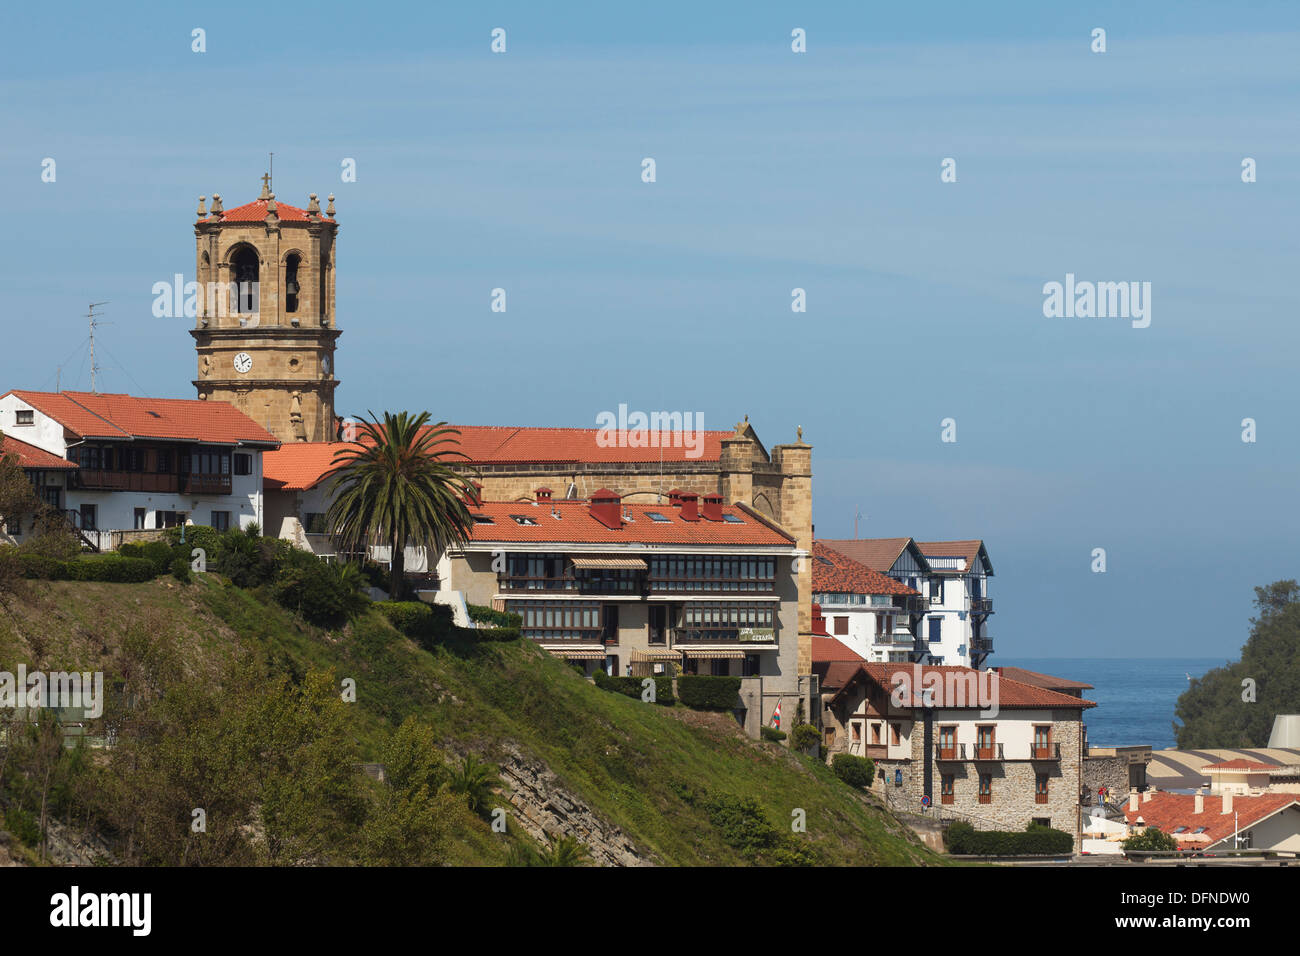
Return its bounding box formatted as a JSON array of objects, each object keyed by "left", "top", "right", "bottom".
[{"left": 2, "top": 1, "right": 1297, "bottom": 659}]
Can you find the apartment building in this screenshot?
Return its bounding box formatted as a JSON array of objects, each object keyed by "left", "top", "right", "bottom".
[
  {"left": 811, "top": 541, "right": 926, "bottom": 663},
  {"left": 0, "top": 389, "right": 279, "bottom": 548}
]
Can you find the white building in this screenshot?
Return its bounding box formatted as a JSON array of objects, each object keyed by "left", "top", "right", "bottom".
[
  {"left": 0, "top": 389, "right": 279, "bottom": 548},
  {"left": 811, "top": 541, "right": 926, "bottom": 663},
  {"left": 820, "top": 537, "right": 994, "bottom": 667}
]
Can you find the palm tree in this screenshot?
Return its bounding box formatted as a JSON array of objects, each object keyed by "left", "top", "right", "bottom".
[
  {"left": 324, "top": 411, "right": 477, "bottom": 598},
  {"left": 446, "top": 753, "right": 499, "bottom": 815}
]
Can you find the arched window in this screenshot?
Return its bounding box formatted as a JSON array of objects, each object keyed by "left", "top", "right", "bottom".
[
  {"left": 285, "top": 254, "right": 300, "bottom": 313},
  {"left": 230, "top": 245, "right": 259, "bottom": 314}
]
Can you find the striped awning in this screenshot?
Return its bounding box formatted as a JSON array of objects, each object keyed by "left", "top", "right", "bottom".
[
  {"left": 542, "top": 646, "right": 608, "bottom": 660},
  {"left": 680, "top": 649, "right": 747, "bottom": 660},
  {"left": 570, "top": 556, "right": 649, "bottom": 571},
  {"left": 631, "top": 649, "right": 683, "bottom": 662}
]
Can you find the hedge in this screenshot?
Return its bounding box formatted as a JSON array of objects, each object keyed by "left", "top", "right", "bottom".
[
  {"left": 676, "top": 675, "right": 742, "bottom": 711},
  {"left": 17, "top": 552, "right": 158, "bottom": 583},
  {"left": 466, "top": 603, "right": 523, "bottom": 628},
  {"left": 593, "top": 671, "right": 674, "bottom": 705},
  {"left": 944, "top": 821, "right": 1074, "bottom": 856},
  {"left": 831, "top": 753, "right": 874, "bottom": 788},
  {"left": 376, "top": 601, "right": 453, "bottom": 647},
  {"left": 760, "top": 726, "right": 787, "bottom": 742}
]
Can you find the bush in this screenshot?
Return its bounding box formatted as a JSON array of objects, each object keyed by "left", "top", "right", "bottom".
[
  {"left": 944, "top": 822, "right": 1073, "bottom": 856},
  {"left": 466, "top": 603, "right": 522, "bottom": 628},
  {"left": 1123, "top": 827, "right": 1179, "bottom": 853},
  {"left": 271, "top": 558, "right": 370, "bottom": 627},
  {"left": 791, "top": 723, "right": 820, "bottom": 754},
  {"left": 592, "top": 671, "right": 674, "bottom": 705},
  {"left": 376, "top": 601, "right": 453, "bottom": 647},
  {"left": 3, "top": 807, "right": 40, "bottom": 847},
  {"left": 170, "top": 557, "right": 192, "bottom": 583},
  {"left": 760, "top": 726, "right": 787, "bottom": 742},
  {"left": 831, "top": 753, "right": 875, "bottom": 788},
  {"left": 676, "top": 675, "right": 742, "bottom": 710},
  {"left": 460, "top": 625, "right": 520, "bottom": 643}
]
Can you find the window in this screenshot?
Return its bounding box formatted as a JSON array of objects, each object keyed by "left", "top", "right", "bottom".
[
  {"left": 134, "top": 508, "right": 146, "bottom": 530},
  {"left": 647, "top": 555, "right": 776, "bottom": 593},
  {"left": 722, "top": 514, "right": 744, "bottom": 523},
  {"left": 156, "top": 450, "right": 172, "bottom": 474},
  {"left": 602, "top": 605, "right": 619, "bottom": 645},
  {"left": 1032, "top": 817, "right": 1051, "bottom": 829},
  {"left": 14, "top": 409, "right": 33, "bottom": 426},
  {"left": 507, "top": 599, "right": 602, "bottom": 642},
  {"left": 303, "top": 513, "right": 328, "bottom": 534},
  {"left": 233, "top": 453, "right": 252, "bottom": 476},
  {"left": 929, "top": 578, "right": 943, "bottom": 602},
  {"left": 927, "top": 617, "right": 941, "bottom": 643},
  {"left": 211, "top": 511, "right": 231, "bottom": 532},
  {"left": 646, "top": 511, "right": 670, "bottom": 523},
  {"left": 285, "top": 254, "right": 301, "bottom": 313},
  {"left": 1035, "top": 774, "right": 1049, "bottom": 804},
  {"left": 872, "top": 723, "right": 882, "bottom": 745},
  {"left": 79, "top": 503, "right": 97, "bottom": 531},
  {"left": 938, "top": 725, "right": 957, "bottom": 760},
  {"left": 156, "top": 511, "right": 184, "bottom": 529},
  {"left": 978, "top": 773, "right": 992, "bottom": 803},
  {"left": 742, "top": 653, "right": 760, "bottom": 677},
  {"left": 604, "top": 655, "right": 619, "bottom": 677},
  {"left": 941, "top": 774, "right": 954, "bottom": 804},
  {"left": 509, "top": 514, "right": 538, "bottom": 526},
  {"left": 834, "top": 616, "right": 848, "bottom": 635},
  {"left": 976, "top": 725, "right": 996, "bottom": 759},
  {"left": 851, "top": 722, "right": 861, "bottom": 742},
  {"left": 1033, "top": 725, "right": 1052, "bottom": 758},
  {"left": 710, "top": 658, "right": 731, "bottom": 676},
  {"left": 890, "top": 723, "right": 901, "bottom": 746}
]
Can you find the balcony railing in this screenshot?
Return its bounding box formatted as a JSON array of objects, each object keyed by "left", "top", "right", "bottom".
[
  {"left": 937, "top": 743, "right": 966, "bottom": 760},
  {"left": 970, "top": 597, "right": 993, "bottom": 615},
  {"left": 934, "top": 741, "right": 1060, "bottom": 762},
  {"left": 971, "top": 636, "right": 994, "bottom": 652},
  {"left": 72, "top": 470, "right": 180, "bottom": 493},
  {"left": 898, "top": 595, "right": 930, "bottom": 614},
  {"left": 974, "top": 742, "right": 1003, "bottom": 761},
  {"left": 1031, "top": 742, "right": 1061, "bottom": 760}
]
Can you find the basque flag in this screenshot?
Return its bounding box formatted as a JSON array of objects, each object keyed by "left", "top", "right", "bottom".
[{"left": 771, "top": 700, "right": 782, "bottom": 729}]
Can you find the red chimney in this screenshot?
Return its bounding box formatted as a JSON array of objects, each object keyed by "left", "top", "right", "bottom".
[
  {"left": 464, "top": 481, "right": 483, "bottom": 507},
  {"left": 678, "top": 492, "right": 699, "bottom": 521},
  {"left": 536, "top": 487, "right": 552, "bottom": 501},
  {"left": 589, "top": 488, "right": 622, "bottom": 529},
  {"left": 811, "top": 602, "right": 828, "bottom": 636},
  {"left": 701, "top": 493, "right": 723, "bottom": 521},
  {"left": 667, "top": 489, "right": 684, "bottom": 507}
]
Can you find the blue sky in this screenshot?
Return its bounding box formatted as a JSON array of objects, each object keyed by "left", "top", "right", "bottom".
[{"left": 2, "top": 1, "right": 1298, "bottom": 659}]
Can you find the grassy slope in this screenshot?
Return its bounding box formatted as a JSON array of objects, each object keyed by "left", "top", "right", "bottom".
[{"left": 0, "top": 575, "right": 939, "bottom": 866}]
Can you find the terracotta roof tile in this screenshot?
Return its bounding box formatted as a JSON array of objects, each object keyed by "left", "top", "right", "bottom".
[
  {"left": 995, "top": 666, "right": 1094, "bottom": 692},
  {"left": 818, "top": 537, "right": 923, "bottom": 574},
  {"left": 853, "top": 664, "right": 1097, "bottom": 710},
  {"left": 916, "top": 539, "right": 985, "bottom": 573},
  {"left": 811, "top": 635, "right": 865, "bottom": 664},
  {"left": 1204, "top": 760, "right": 1275, "bottom": 771},
  {"left": 1124, "top": 793, "right": 1300, "bottom": 848},
  {"left": 0, "top": 433, "right": 77, "bottom": 469},
  {"left": 4, "top": 391, "right": 279, "bottom": 446},
  {"left": 199, "top": 198, "right": 328, "bottom": 224},
  {"left": 813, "top": 541, "right": 918, "bottom": 596}
]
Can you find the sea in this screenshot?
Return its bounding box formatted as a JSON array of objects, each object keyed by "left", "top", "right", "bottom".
[{"left": 999, "top": 657, "right": 1226, "bottom": 751}]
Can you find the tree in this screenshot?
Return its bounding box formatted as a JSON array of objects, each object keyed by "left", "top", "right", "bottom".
[
  {"left": 446, "top": 752, "right": 499, "bottom": 816},
  {"left": 1123, "top": 826, "right": 1179, "bottom": 853},
  {"left": 324, "top": 411, "right": 477, "bottom": 598},
  {"left": 1175, "top": 580, "right": 1300, "bottom": 748}
]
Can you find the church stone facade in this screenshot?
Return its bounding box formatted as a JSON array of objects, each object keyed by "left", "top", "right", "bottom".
[{"left": 191, "top": 177, "right": 340, "bottom": 443}]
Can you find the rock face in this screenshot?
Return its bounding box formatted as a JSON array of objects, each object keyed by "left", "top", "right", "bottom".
[{"left": 497, "top": 744, "right": 651, "bottom": 867}]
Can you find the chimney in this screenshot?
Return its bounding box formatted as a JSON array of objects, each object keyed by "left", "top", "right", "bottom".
[
  {"left": 589, "top": 488, "right": 622, "bottom": 529},
  {"left": 701, "top": 493, "right": 724, "bottom": 521},
  {"left": 667, "top": 489, "right": 684, "bottom": 507},
  {"left": 536, "top": 487, "right": 552, "bottom": 502},
  {"left": 678, "top": 492, "right": 699, "bottom": 521},
  {"left": 811, "top": 603, "right": 827, "bottom": 635},
  {"left": 1143, "top": 789, "right": 1153, "bottom": 803},
  {"left": 1194, "top": 790, "right": 1204, "bottom": 814},
  {"left": 1222, "top": 792, "right": 1233, "bottom": 815},
  {"left": 464, "top": 481, "right": 482, "bottom": 508},
  {"left": 1128, "top": 790, "right": 1139, "bottom": 812}
]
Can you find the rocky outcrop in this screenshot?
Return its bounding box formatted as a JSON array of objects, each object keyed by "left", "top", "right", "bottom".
[{"left": 497, "top": 743, "right": 651, "bottom": 867}]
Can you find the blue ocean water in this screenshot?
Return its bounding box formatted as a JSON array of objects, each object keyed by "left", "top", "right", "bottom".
[{"left": 999, "top": 658, "right": 1225, "bottom": 751}]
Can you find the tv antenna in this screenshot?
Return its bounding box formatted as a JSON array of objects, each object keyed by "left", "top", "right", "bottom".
[{"left": 87, "top": 301, "right": 110, "bottom": 392}]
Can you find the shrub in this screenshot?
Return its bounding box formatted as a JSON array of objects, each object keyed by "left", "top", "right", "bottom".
[
  {"left": 376, "top": 601, "right": 453, "bottom": 647},
  {"left": 1123, "top": 827, "right": 1179, "bottom": 853},
  {"left": 760, "top": 726, "right": 787, "bottom": 742},
  {"left": 831, "top": 753, "right": 874, "bottom": 788},
  {"left": 271, "top": 558, "right": 370, "bottom": 627},
  {"left": 791, "top": 723, "right": 820, "bottom": 754},
  {"left": 59, "top": 555, "right": 158, "bottom": 583},
  {"left": 461, "top": 625, "right": 520, "bottom": 643},
  {"left": 170, "top": 557, "right": 192, "bottom": 583},
  {"left": 3, "top": 807, "right": 40, "bottom": 847},
  {"left": 138, "top": 540, "right": 175, "bottom": 576},
  {"left": 16, "top": 551, "right": 71, "bottom": 580},
  {"left": 592, "top": 671, "right": 672, "bottom": 704},
  {"left": 466, "top": 603, "right": 522, "bottom": 628},
  {"left": 945, "top": 822, "right": 1073, "bottom": 856},
  {"left": 676, "top": 675, "right": 742, "bottom": 710}
]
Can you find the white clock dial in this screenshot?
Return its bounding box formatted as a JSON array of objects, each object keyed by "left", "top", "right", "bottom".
[{"left": 233, "top": 352, "right": 253, "bottom": 374}]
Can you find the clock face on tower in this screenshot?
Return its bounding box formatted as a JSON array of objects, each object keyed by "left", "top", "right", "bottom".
[{"left": 233, "top": 352, "right": 253, "bottom": 374}]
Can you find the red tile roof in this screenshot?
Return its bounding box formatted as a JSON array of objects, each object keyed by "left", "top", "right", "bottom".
[
  {"left": 995, "top": 666, "right": 1094, "bottom": 692},
  {"left": 813, "top": 541, "right": 919, "bottom": 596},
  {"left": 811, "top": 635, "right": 865, "bottom": 664},
  {"left": 199, "top": 198, "right": 328, "bottom": 224},
  {"left": 462, "top": 498, "right": 794, "bottom": 547},
  {"left": 1204, "top": 760, "right": 1274, "bottom": 771},
  {"left": 0, "top": 433, "right": 77, "bottom": 469},
  {"left": 817, "top": 537, "right": 914, "bottom": 572},
  {"left": 916, "top": 540, "right": 987, "bottom": 573},
  {"left": 3, "top": 391, "right": 279, "bottom": 446},
  {"left": 837, "top": 664, "right": 1097, "bottom": 710},
  {"left": 263, "top": 425, "right": 733, "bottom": 490},
  {"left": 1124, "top": 793, "right": 1300, "bottom": 849}
]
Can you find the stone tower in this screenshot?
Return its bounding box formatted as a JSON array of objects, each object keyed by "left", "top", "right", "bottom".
[{"left": 191, "top": 176, "right": 340, "bottom": 442}]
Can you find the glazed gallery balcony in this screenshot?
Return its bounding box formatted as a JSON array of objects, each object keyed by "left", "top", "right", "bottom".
[{"left": 71, "top": 470, "right": 232, "bottom": 495}]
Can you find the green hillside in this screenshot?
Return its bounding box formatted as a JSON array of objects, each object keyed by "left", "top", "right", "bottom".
[{"left": 0, "top": 573, "right": 938, "bottom": 866}]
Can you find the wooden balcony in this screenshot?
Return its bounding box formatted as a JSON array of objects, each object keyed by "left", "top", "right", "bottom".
[
  {"left": 73, "top": 470, "right": 179, "bottom": 493},
  {"left": 970, "top": 597, "right": 994, "bottom": 615}
]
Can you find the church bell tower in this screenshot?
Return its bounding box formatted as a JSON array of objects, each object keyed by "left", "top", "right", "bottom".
[{"left": 191, "top": 175, "right": 340, "bottom": 442}]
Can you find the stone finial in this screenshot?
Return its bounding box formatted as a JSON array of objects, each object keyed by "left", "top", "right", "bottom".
[
  {"left": 210, "top": 193, "right": 224, "bottom": 217},
  {"left": 326, "top": 194, "right": 336, "bottom": 217},
  {"left": 266, "top": 192, "right": 278, "bottom": 217},
  {"left": 797, "top": 425, "right": 803, "bottom": 442},
  {"left": 197, "top": 195, "right": 207, "bottom": 217},
  {"left": 259, "top": 172, "right": 272, "bottom": 200},
  {"left": 307, "top": 192, "right": 321, "bottom": 219}
]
